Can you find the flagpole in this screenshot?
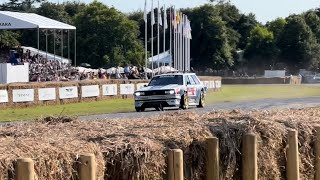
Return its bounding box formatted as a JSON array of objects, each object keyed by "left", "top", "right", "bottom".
[
  {"left": 173, "top": 8, "right": 176, "bottom": 69},
  {"left": 177, "top": 12, "right": 180, "bottom": 71},
  {"left": 151, "top": 0, "right": 154, "bottom": 74},
  {"left": 169, "top": 6, "right": 172, "bottom": 68},
  {"left": 157, "top": 0, "right": 160, "bottom": 72},
  {"left": 144, "top": 0, "right": 148, "bottom": 78},
  {"left": 163, "top": 4, "right": 166, "bottom": 66},
  {"left": 180, "top": 13, "right": 183, "bottom": 71},
  {"left": 184, "top": 15, "right": 186, "bottom": 72},
  {"left": 188, "top": 37, "right": 190, "bottom": 71},
  {"left": 182, "top": 14, "right": 185, "bottom": 72}
]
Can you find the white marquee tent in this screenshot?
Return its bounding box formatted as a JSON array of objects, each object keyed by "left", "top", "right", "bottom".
[{"left": 0, "top": 11, "right": 77, "bottom": 65}]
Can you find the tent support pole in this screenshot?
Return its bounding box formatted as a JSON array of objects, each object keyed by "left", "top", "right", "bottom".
[
  {"left": 68, "top": 30, "right": 70, "bottom": 61},
  {"left": 54, "top": 29, "right": 56, "bottom": 61},
  {"left": 74, "top": 29, "right": 76, "bottom": 66},
  {"left": 61, "top": 29, "right": 63, "bottom": 60},
  {"left": 45, "top": 29, "right": 48, "bottom": 59},
  {"left": 37, "top": 27, "right": 40, "bottom": 55}
]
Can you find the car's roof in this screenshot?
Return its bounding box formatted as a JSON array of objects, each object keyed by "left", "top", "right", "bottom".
[{"left": 155, "top": 72, "right": 196, "bottom": 76}]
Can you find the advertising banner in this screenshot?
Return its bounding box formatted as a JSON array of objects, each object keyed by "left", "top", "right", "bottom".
[
  {"left": 136, "top": 83, "right": 148, "bottom": 90},
  {"left": 59, "top": 86, "right": 78, "bottom": 99},
  {"left": 102, "top": 84, "right": 118, "bottom": 96},
  {"left": 0, "top": 90, "right": 8, "bottom": 103},
  {"left": 209, "top": 81, "right": 216, "bottom": 89},
  {"left": 13, "top": 89, "right": 34, "bottom": 102},
  {"left": 120, "top": 84, "right": 135, "bottom": 95},
  {"left": 215, "top": 81, "right": 222, "bottom": 88},
  {"left": 81, "top": 85, "right": 100, "bottom": 98},
  {"left": 39, "top": 88, "right": 56, "bottom": 101}
]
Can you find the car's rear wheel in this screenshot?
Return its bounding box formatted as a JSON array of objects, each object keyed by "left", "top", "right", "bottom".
[
  {"left": 197, "top": 91, "right": 205, "bottom": 108},
  {"left": 135, "top": 107, "right": 145, "bottom": 112},
  {"left": 180, "top": 94, "right": 189, "bottom": 110}
]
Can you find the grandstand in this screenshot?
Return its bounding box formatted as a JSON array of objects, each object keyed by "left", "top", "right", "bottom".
[{"left": 22, "top": 46, "right": 70, "bottom": 64}]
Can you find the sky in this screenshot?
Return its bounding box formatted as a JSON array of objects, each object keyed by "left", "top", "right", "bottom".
[
  {"left": 88, "top": 0, "right": 320, "bottom": 24},
  {"left": 0, "top": 0, "right": 319, "bottom": 23}
]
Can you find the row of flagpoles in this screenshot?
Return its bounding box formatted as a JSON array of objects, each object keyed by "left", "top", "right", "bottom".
[{"left": 144, "top": 0, "right": 192, "bottom": 73}]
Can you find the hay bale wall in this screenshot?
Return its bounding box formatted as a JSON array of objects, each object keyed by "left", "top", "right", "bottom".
[
  {"left": 1, "top": 108, "right": 320, "bottom": 179},
  {"left": 0, "top": 77, "right": 221, "bottom": 109}
]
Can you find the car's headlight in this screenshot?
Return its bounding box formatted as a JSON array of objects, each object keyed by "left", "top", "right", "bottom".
[
  {"left": 134, "top": 92, "right": 145, "bottom": 96},
  {"left": 165, "top": 90, "right": 175, "bottom": 95}
]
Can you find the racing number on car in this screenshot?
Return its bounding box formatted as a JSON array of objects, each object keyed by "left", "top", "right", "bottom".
[{"left": 187, "top": 88, "right": 197, "bottom": 96}]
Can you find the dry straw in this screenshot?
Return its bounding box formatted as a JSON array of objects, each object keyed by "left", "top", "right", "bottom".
[{"left": 1, "top": 108, "right": 318, "bottom": 179}]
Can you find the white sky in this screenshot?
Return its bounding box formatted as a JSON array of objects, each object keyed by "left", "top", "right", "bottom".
[{"left": 0, "top": 0, "right": 319, "bottom": 23}]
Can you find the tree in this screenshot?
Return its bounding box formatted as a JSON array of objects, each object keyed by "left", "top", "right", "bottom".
[
  {"left": 278, "top": 15, "right": 320, "bottom": 71},
  {"left": 235, "top": 13, "right": 259, "bottom": 49},
  {"left": 244, "top": 26, "right": 278, "bottom": 69},
  {"left": 266, "top": 18, "right": 286, "bottom": 41},
  {"left": 37, "top": 2, "right": 71, "bottom": 23},
  {"left": 0, "top": 31, "right": 19, "bottom": 47},
  {"left": 189, "top": 4, "right": 234, "bottom": 69},
  {"left": 304, "top": 11, "right": 320, "bottom": 42},
  {"left": 0, "top": 0, "right": 44, "bottom": 12},
  {"left": 74, "top": 1, "right": 144, "bottom": 68}
]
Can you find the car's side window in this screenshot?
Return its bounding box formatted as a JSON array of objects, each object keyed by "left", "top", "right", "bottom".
[
  {"left": 191, "top": 75, "right": 200, "bottom": 84},
  {"left": 188, "top": 75, "right": 196, "bottom": 85},
  {"left": 185, "top": 75, "right": 190, "bottom": 85}
]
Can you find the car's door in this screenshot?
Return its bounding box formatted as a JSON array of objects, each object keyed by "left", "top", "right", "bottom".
[
  {"left": 191, "top": 75, "right": 203, "bottom": 103},
  {"left": 186, "top": 75, "right": 198, "bottom": 104}
]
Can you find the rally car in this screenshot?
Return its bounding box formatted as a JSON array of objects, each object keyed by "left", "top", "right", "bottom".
[{"left": 134, "top": 72, "right": 206, "bottom": 112}]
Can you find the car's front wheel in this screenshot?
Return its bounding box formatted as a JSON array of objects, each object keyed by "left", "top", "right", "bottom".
[
  {"left": 197, "top": 91, "right": 205, "bottom": 108},
  {"left": 180, "top": 94, "right": 189, "bottom": 110},
  {"left": 135, "top": 107, "right": 145, "bottom": 112}
]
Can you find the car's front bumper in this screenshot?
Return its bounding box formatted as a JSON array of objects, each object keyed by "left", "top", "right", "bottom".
[{"left": 134, "top": 95, "right": 181, "bottom": 108}]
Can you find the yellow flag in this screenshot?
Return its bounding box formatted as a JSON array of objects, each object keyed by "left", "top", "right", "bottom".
[{"left": 176, "top": 12, "right": 181, "bottom": 25}]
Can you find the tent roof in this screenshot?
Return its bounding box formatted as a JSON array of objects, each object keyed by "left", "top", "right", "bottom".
[
  {"left": 0, "top": 11, "right": 76, "bottom": 30},
  {"left": 148, "top": 50, "right": 172, "bottom": 63}
]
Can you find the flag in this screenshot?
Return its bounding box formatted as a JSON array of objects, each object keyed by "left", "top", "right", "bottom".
[
  {"left": 183, "top": 15, "right": 188, "bottom": 37},
  {"left": 164, "top": 7, "right": 168, "bottom": 29},
  {"left": 187, "top": 19, "right": 192, "bottom": 39},
  {"left": 158, "top": 8, "right": 163, "bottom": 26},
  {"left": 176, "top": 12, "right": 181, "bottom": 25},
  {"left": 178, "top": 15, "right": 183, "bottom": 33},
  {"left": 172, "top": 8, "right": 177, "bottom": 29},
  {"left": 144, "top": 0, "right": 148, "bottom": 22},
  {"left": 151, "top": 0, "right": 155, "bottom": 25}
]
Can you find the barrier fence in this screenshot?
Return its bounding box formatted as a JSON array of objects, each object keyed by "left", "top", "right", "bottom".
[
  {"left": 11, "top": 128, "right": 316, "bottom": 180},
  {"left": 0, "top": 77, "right": 222, "bottom": 109}
]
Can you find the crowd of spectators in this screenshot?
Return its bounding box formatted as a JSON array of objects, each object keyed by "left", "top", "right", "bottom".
[{"left": 10, "top": 50, "right": 149, "bottom": 82}]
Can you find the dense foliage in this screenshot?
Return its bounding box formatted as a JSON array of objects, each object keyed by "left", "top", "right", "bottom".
[{"left": 0, "top": 0, "right": 320, "bottom": 73}]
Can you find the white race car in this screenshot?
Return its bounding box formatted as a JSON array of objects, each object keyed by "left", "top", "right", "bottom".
[{"left": 134, "top": 72, "right": 207, "bottom": 112}]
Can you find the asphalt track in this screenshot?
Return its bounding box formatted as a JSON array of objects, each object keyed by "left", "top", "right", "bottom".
[{"left": 78, "top": 96, "right": 320, "bottom": 121}]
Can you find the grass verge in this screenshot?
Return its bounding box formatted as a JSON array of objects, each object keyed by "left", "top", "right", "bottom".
[{"left": 1, "top": 85, "right": 320, "bottom": 122}]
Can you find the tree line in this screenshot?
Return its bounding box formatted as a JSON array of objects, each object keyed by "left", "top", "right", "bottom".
[{"left": 0, "top": 0, "right": 320, "bottom": 74}]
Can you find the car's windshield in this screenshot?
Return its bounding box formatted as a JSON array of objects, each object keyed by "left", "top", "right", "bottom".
[{"left": 148, "top": 75, "right": 183, "bottom": 86}]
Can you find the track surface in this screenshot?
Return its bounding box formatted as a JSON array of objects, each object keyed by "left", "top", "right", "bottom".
[{"left": 78, "top": 96, "right": 320, "bottom": 121}]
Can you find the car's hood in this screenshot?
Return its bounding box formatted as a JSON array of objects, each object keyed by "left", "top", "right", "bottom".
[{"left": 139, "top": 84, "right": 181, "bottom": 91}]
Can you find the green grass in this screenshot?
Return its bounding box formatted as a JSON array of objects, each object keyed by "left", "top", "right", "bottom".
[
  {"left": 206, "top": 85, "right": 320, "bottom": 103},
  {"left": 1, "top": 85, "right": 320, "bottom": 122}
]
